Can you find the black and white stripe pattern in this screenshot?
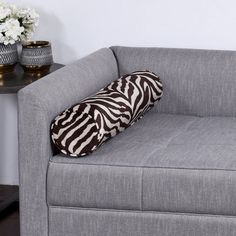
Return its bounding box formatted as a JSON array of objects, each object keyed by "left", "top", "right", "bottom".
[{"left": 51, "top": 71, "right": 163, "bottom": 157}]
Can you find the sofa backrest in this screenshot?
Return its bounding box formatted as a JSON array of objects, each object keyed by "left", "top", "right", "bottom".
[{"left": 111, "top": 46, "right": 236, "bottom": 117}]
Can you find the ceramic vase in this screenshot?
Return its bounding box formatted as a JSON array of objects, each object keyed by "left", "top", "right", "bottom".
[
  {"left": 20, "top": 41, "right": 53, "bottom": 72},
  {"left": 0, "top": 43, "right": 18, "bottom": 73}
]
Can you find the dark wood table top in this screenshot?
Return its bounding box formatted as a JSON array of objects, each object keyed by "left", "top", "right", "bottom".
[{"left": 0, "top": 63, "right": 64, "bottom": 94}]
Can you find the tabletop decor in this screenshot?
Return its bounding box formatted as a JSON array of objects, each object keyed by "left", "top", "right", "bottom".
[
  {"left": 0, "top": 2, "right": 39, "bottom": 73},
  {"left": 20, "top": 41, "right": 53, "bottom": 73}
]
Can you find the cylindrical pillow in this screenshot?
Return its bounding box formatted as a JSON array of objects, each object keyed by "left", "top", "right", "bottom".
[{"left": 51, "top": 71, "right": 163, "bottom": 157}]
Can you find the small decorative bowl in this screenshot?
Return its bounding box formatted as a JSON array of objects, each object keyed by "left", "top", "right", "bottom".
[{"left": 20, "top": 41, "right": 53, "bottom": 72}]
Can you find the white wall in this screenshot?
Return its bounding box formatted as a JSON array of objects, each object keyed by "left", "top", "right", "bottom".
[
  {"left": 7, "top": 0, "right": 236, "bottom": 64},
  {"left": 0, "top": 94, "right": 18, "bottom": 185},
  {"left": 1, "top": 0, "right": 236, "bottom": 185}
]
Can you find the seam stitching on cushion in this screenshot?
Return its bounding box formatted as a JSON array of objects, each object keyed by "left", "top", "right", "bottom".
[
  {"left": 48, "top": 205, "right": 236, "bottom": 219},
  {"left": 48, "top": 160, "right": 236, "bottom": 172},
  {"left": 46, "top": 159, "right": 51, "bottom": 236},
  {"left": 141, "top": 167, "right": 144, "bottom": 211}
]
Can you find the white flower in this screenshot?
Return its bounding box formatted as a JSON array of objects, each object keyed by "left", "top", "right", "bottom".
[
  {"left": 9, "top": 4, "right": 17, "bottom": 15},
  {"left": 0, "top": 5, "right": 11, "bottom": 20},
  {"left": 4, "top": 18, "right": 24, "bottom": 43},
  {"left": 18, "top": 8, "right": 39, "bottom": 26},
  {"left": 0, "top": 3, "right": 39, "bottom": 44},
  {"left": 0, "top": 32, "right": 4, "bottom": 43}
]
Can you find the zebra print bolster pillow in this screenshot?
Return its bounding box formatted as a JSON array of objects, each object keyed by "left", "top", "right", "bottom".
[{"left": 51, "top": 71, "right": 163, "bottom": 157}]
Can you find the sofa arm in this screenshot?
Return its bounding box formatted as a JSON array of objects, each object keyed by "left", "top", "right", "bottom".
[{"left": 18, "top": 48, "right": 118, "bottom": 236}]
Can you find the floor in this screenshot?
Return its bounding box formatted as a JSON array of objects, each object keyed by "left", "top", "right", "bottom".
[{"left": 0, "top": 185, "right": 20, "bottom": 236}]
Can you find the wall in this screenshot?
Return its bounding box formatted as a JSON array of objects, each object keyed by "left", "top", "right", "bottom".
[
  {"left": 0, "top": 94, "right": 18, "bottom": 185},
  {"left": 1, "top": 0, "right": 236, "bottom": 184},
  {"left": 7, "top": 0, "right": 236, "bottom": 64}
]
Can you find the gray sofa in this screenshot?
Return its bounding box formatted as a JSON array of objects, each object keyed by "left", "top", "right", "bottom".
[{"left": 18, "top": 46, "right": 236, "bottom": 236}]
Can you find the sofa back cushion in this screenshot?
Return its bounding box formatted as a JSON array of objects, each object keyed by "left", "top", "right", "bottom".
[{"left": 111, "top": 46, "right": 236, "bottom": 117}]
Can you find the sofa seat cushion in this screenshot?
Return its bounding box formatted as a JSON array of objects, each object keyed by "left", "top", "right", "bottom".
[{"left": 47, "top": 112, "right": 236, "bottom": 216}]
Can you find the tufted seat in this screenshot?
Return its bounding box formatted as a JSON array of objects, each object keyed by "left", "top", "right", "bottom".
[{"left": 47, "top": 111, "right": 236, "bottom": 216}]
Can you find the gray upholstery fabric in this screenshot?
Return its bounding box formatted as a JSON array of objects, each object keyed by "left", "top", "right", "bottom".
[
  {"left": 111, "top": 46, "right": 236, "bottom": 117},
  {"left": 19, "top": 46, "right": 236, "bottom": 236},
  {"left": 48, "top": 112, "right": 236, "bottom": 216},
  {"left": 143, "top": 168, "right": 236, "bottom": 216},
  {"left": 18, "top": 48, "right": 118, "bottom": 236},
  {"left": 52, "top": 112, "right": 196, "bottom": 166},
  {"left": 47, "top": 113, "right": 195, "bottom": 210},
  {"left": 49, "top": 207, "right": 236, "bottom": 236},
  {"left": 48, "top": 163, "right": 143, "bottom": 210}
]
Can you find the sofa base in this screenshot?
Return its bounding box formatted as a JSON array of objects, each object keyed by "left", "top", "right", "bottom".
[{"left": 49, "top": 206, "right": 236, "bottom": 236}]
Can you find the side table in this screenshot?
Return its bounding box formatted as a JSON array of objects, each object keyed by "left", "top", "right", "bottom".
[
  {"left": 0, "top": 63, "right": 64, "bottom": 213},
  {"left": 0, "top": 63, "right": 64, "bottom": 93}
]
